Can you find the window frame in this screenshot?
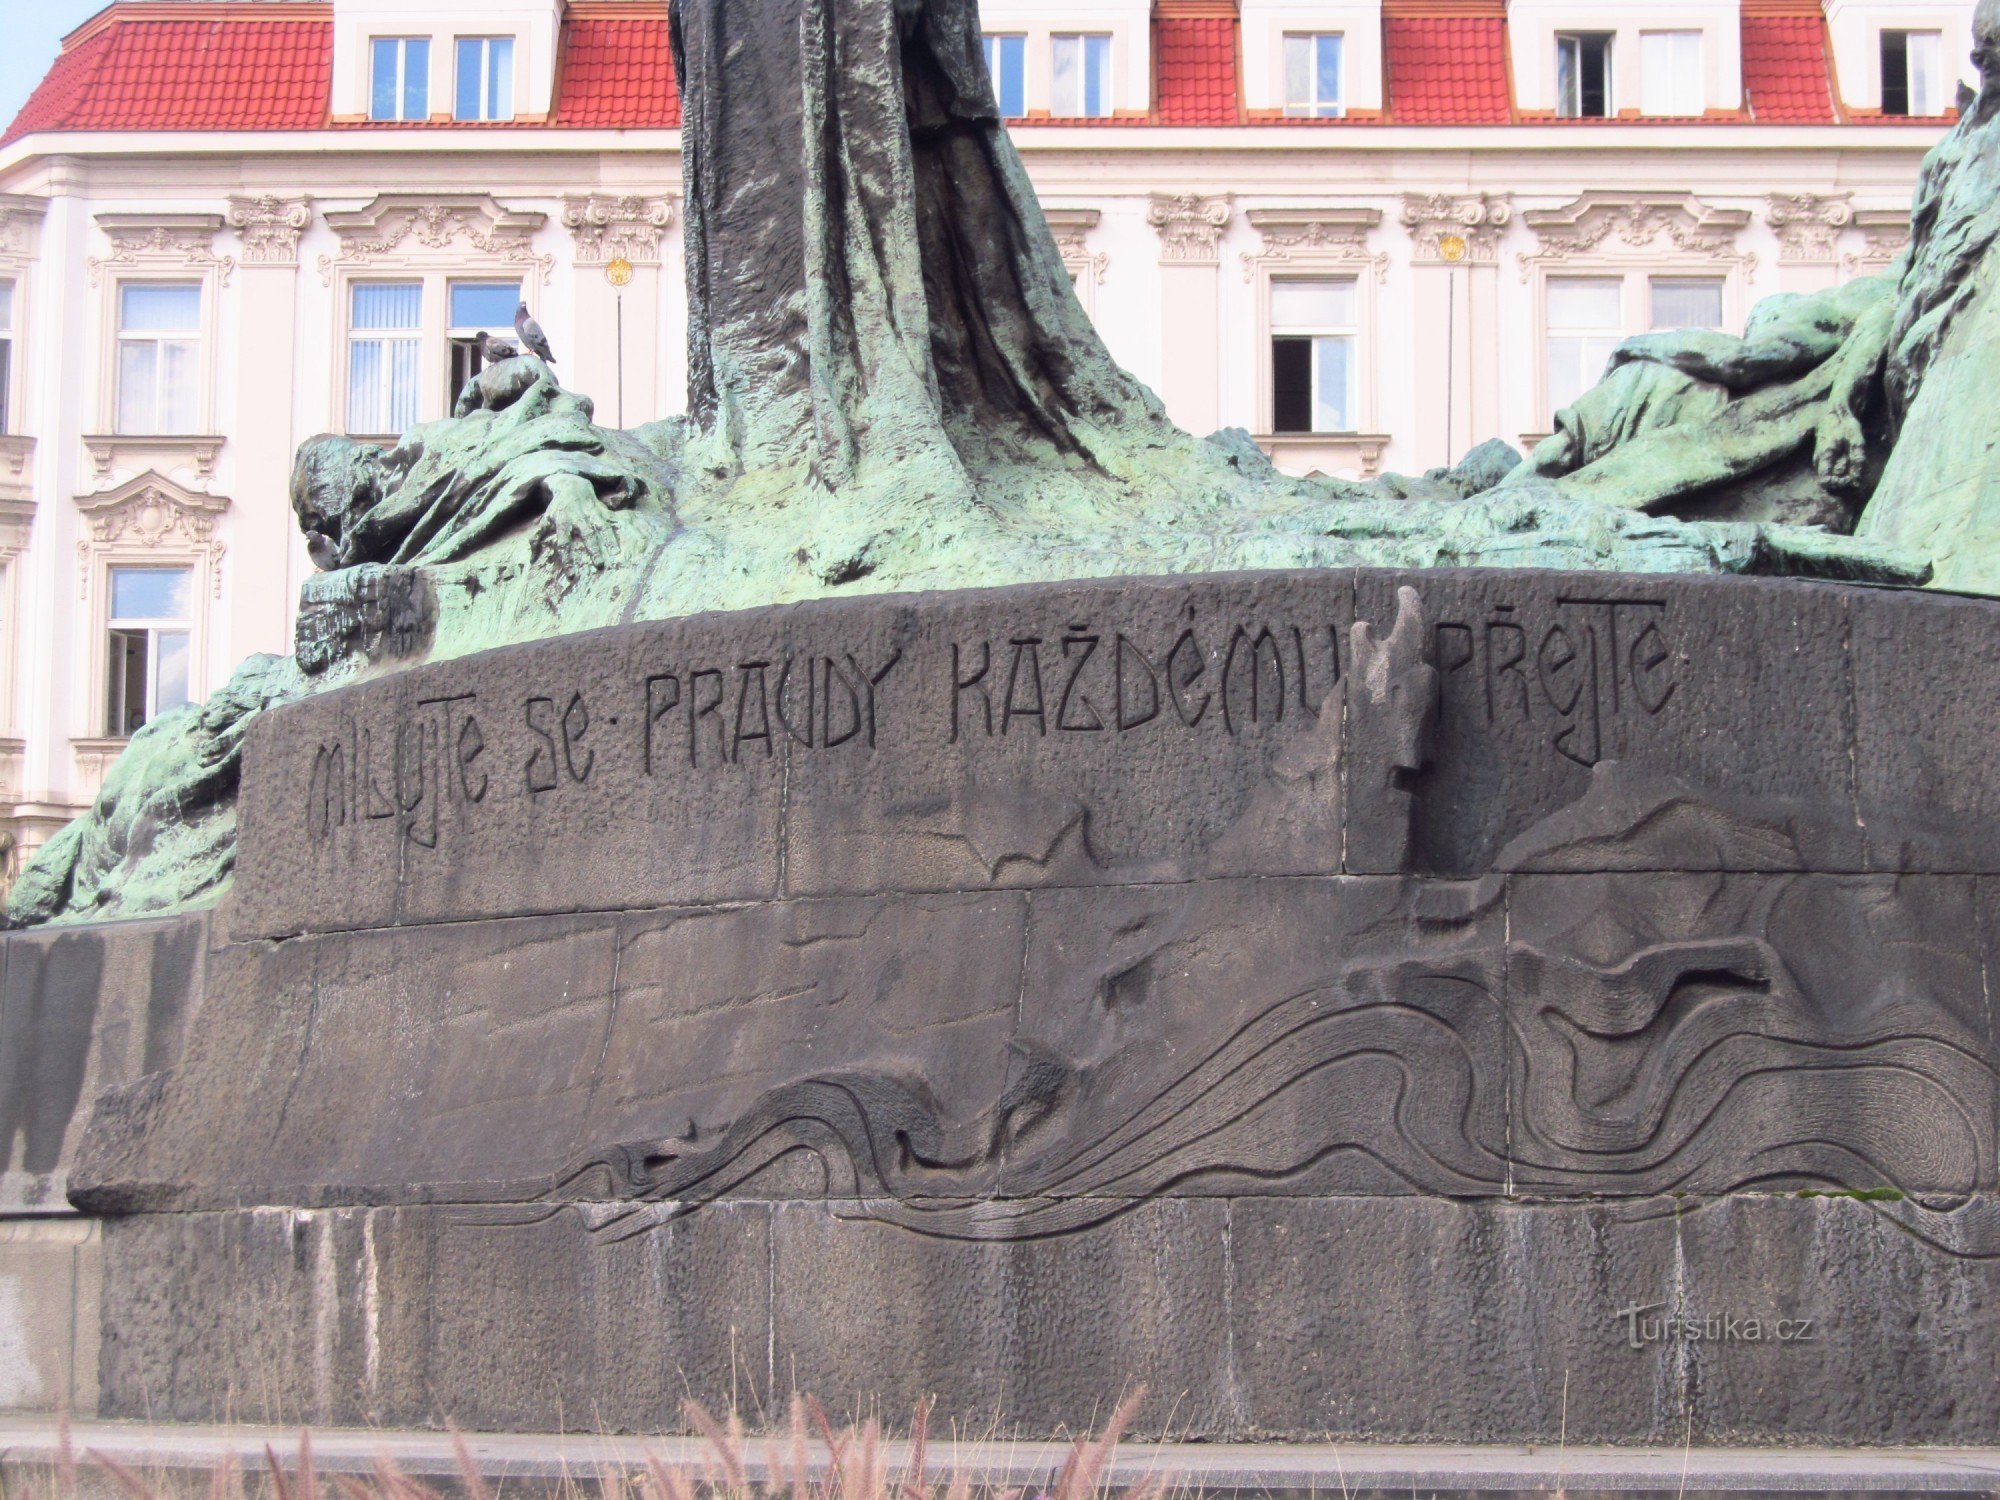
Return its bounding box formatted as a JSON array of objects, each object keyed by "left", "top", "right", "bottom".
[
  {"left": 1244, "top": 217, "right": 1384, "bottom": 448},
  {"left": 1535, "top": 267, "right": 1736, "bottom": 425},
  {"left": 344, "top": 280, "right": 425, "bottom": 438},
  {"left": 1269, "top": 278, "right": 1361, "bottom": 435},
  {"left": 1556, "top": 31, "right": 1614, "bottom": 118},
  {"left": 0, "top": 278, "right": 13, "bottom": 437},
  {"left": 982, "top": 32, "right": 1027, "bottom": 117},
  {"left": 454, "top": 36, "right": 515, "bottom": 122},
  {"left": 1050, "top": 32, "right": 1114, "bottom": 118},
  {"left": 104, "top": 564, "right": 196, "bottom": 738},
  {"left": 445, "top": 277, "right": 526, "bottom": 408},
  {"left": 1881, "top": 28, "right": 1946, "bottom": 116},
  {"left": 370, "top": 36, "right": 432, "bottom": 122},
  {"left": 1282, "top": 32, "right": 1346, "bottom": 119},
  {"left": 110, "top": 278, "right": 206, "bottom": 438}
]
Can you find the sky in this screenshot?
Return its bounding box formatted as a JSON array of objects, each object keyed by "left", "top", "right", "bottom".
[{"left": 0, "top": 0, "right": 106, "bottom": 131}]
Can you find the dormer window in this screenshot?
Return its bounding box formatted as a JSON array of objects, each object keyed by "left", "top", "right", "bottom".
[
  {"left": 1051, "top": 33, "right": 1113, "bottom": 117},
  {"left": 1557, "top": 33, "right": 1613, "bottom": 118},
  {"left": 1640, "top": 31, "right": 1703, "bottom": 116},
  {"left": 1283, "top": 33, "right": 1345, "bottom": 118},
  {"left": 455, "top": 37, "right": 515, "bottom": 121},
  {"left": 370, "top": 37, "right": 430, "bottom": 121},
  {"left": 982, "top": 33, "right": 1026, "bottom": 117},
  {"left": 1882, "top": 29, "right": 1945, "bottom": 115}
]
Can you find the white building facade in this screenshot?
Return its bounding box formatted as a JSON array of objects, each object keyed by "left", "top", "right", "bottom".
[{"left": 0, "top": 0, "right": 1973, "bottom": 875}]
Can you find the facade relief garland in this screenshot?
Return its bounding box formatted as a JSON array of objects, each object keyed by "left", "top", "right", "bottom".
[
  {"left": 1766, "top": 193, "right": 1855, "bottom": 264},
  {"left": 1241, "top": 207, "right": 1390, "bottom": 281},
  {"left": 1045, "top": 207, "right": 1110, "bottom": 285},
  {"left": 73, "top": 472, "right": 229, "bottom": 599},
  {"left": 1518, "top": 192, "right": 1756, "bottom": 280},
  {"left": 317, "top": 194, "right": 555, "bottom": 285},
  {"left": 1847, "top": 209, "right": 1913, "bottom": 276},
  {"left": 87, "top": 213, "right": 235, "bottom": 287}
]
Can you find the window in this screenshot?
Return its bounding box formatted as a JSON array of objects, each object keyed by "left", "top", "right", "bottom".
[
  {"left": 105, "top": 565, "right": 193, "bottom": 737},
  {"left": 1650, "top": 277, "right": 1724, "bottom": 331},
  {"left": 0, "top": 280, "right": 12, "bottom": 435},
  {"left": 1640, "top": 31, "right": 1703, "bottom": 117},
  {"left": 116, "top": 282, "right": 201, "bottom": 435},
  {"left": 1051, "top": 33, "right": 1113, "bottom": 118},
  {"left": 1283, "top": 33, "right": 1345, "bottom": 118},
  {"left": 370, "top": 37, "right": 430, "bottom": 122},
  {"left": 1557, "top": 33, "right": 1613, "bottom": 118},
  {"left": 455, "top": 37, "right": 514, "bottom": 121},
  {"left": 1546, "top": 277, "right": 1624, "bottom": 415},
  {"left": 348, "top": 282, "right": 422, "bottom": 435},
  {"left": 983, "top": 34, "right": 1026, "bottom": 117},
  {"left": 1882, "top": 30, "right": 1945, "bottom": 116},
  {"left": 1271, "top": 280, "right": 1357, "bottom": 434},
  {"left": 447, "top": 280, "right": 522, "bottom": 403}
]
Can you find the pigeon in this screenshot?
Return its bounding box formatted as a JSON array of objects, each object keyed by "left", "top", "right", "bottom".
[
  {"left": 474, "top": 329, "right": 519, "bottom": 368},
  {"left": 514, "top": 302, "right": 557, "bottom": 365}
]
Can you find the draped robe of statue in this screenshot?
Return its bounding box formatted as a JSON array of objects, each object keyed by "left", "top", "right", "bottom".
[{"left": 670, "top": 0, "right": 1176, "bottom": 502}]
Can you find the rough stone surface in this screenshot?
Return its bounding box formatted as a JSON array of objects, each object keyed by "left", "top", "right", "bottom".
[{"left": 31, "top": 569, "right": 2000, "bottom": 1442}]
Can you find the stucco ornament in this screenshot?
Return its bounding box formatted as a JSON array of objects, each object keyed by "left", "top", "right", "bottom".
[{"left": 20, "top": 0, "right": 2000, "bottom": 927}]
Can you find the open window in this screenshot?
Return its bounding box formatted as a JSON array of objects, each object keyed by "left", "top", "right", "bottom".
[
  {"left": 1557, "top": 33, "right": 1613, "bottom": 118},
  {"left": 447, "top": 279, "right": 523, "bottom": 404},
  {"left": 1271, "top": 280, "right": 1358, "bottom": 435},
  {"left": 105, "top": 564, "right": 193, "bottom": 737},
  {"left": 1881, "top": 30, "right": 1945, "bottom": 115}
]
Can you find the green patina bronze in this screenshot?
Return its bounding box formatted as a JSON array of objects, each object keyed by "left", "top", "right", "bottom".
[{"left": 14, "top": 0, "right": 2000, "bottom": 927}]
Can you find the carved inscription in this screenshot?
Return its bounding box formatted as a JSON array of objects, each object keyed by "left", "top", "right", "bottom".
[
  {"left": 1432, "top": 596, "right": 1677, "bottom": 766},
  {"left": 949, "top": 619, "right": 1341, "bottom": 742},
  {"left": 308, "top": 692, "right": 487, "bottom": 850}
]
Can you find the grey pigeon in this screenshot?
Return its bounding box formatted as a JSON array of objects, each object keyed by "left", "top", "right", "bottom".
[
  {"left": 475, "top": 329, "right": 519, "bottom": 368},
  {"left": 514, "top": 302, "right": 557, "bottom": 365}
]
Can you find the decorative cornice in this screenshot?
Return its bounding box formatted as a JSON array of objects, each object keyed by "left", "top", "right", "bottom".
[
  {"left": 1242, "top": 206, "right": 1389, "bottom": 281},
  {"left": 318, "top": 194, "right": 554, "bottom": 285},
  {"left": 1148, "top": 193, "right": 1232, "bottom": 265},
  {"left": 1400, "top": 193, "right": 1513, "bottom": 266},
  {"left": 88, "top": 213, "right": 234, "bottom": 287},
  {"left": 81, "top": 433, "right": 224, "bottom": 490},
  {"left": 0, "top": 496, "right": 33, "bottom": 555},
  {"left": 0, "top": 195, "right": 48, "bottom": 265},
  {"left": 226, "top": 194, "right": 313, "bottom": 267},
  {"left": 1766, "top": 193, "right": 1853, "bottom": 265},
  {"left": 1045, "top": 207, "right": 1109, "bottom": 284},
  {"left": 1845, "top": 207, "right": 1912, "bottom": 276},
  {"left": 561, "top": 194, "right": 676, "bottom": 266},
  {"left": 1518, "top": 192, "right": 1755, "bottom": 280},
  {"left": 74, "top": 470, "right": 230, "bottom": 598}
]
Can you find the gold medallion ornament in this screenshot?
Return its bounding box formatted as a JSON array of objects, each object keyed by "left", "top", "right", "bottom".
[
  {"left": 1437, "top": 232, "right": 1469, "bottom": 263},
  {"left": 605, "top": 256, "right": 635, "bottom": 288}
]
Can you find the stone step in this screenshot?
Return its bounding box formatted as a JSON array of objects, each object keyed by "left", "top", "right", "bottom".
[{"left": 4, "top": 1418, "right": 2000, "bottom": 1499}]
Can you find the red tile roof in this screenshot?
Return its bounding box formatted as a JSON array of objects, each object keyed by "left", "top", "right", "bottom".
[
  {"left": 0, "top": 0, "right": 1902, "bottom": 144},
  {"left": 1383, "top": 11, "right": 1513, "bottom": 125},
  {"left": 1154, "top": 13, "right": 1240, "bottom": 126},
  {"left": 1741, "top": 9, "right": 1838, "bottom": 123},
  {"left": 4, "top": 8, "right": 331, "bottom": 144},
  {"left": 553, "top": 12, "right": 681, "bottom": 129}
]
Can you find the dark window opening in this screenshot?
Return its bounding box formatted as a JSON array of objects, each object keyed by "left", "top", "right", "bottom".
[
  {"left": 1559, "top": 33, "right": 1613, "bottom": 118},
  {"left": 1272, "top": 337, "right": 1314, "bottom": 434},
  {"left": 1882, "top": 30, "right": 1910, "bottom": 116}
]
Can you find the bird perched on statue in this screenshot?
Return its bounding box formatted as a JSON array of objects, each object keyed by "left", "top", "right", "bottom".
[
  {"left": 514, "top": 302, "right": 557, "bottom": 365},
  {"left": 474, "top": 329, "right": 519, "bottom": 369}
]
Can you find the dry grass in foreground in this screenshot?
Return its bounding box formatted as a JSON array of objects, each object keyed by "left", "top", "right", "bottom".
[{"left": 16, "top": 1390, "right": 1173, "bottom": 1500}]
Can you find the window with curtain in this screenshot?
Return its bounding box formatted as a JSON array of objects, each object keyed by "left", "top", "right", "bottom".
[
  {"left": 1640, "top": 31, "right": 1704, "bottom": 116},
  {"left": 1546, "top": 277, "right": 1624, "bottom": 416},
  {"left": 116, "top": 282, "right": 201, "bottom": 435},
  {"left": 455, "top": 37, "right": 514, "bottom": 121},
  {"left": 447, "top": 279, "right": 522, "bottom": 403},
  {"left": 1270, "top": 279, "right": 1358, "bottom": 434},
  {"left": 371, "top": 37, "right": 430, "bottom": 121},
  {"left": 1650, "top": 277, "right": 1725, "bottom": 332},
  {"left": 1557, "top": 33, "right": 1613, "bottom": 118},
  {"left": 1283, "top": 33, "right": 1344, "bottom": 118},
  {"left": 0, "top": 280, "right": 12, "bottom": 435},
  {"left": 106, "top": 564, "right": 193, "bottom": 737},
  {"left": 1881, "top": 30, "right": 1945, "bottom": 116},
  {"left": 348, "top": 282, "right": 423, "bottom": 435},
  {"left": 1051, "top": 33, "right": 1113, "bottom": 118},
  {"left": 982, "top": 34, "right": 1026, "bottom": 117}
]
